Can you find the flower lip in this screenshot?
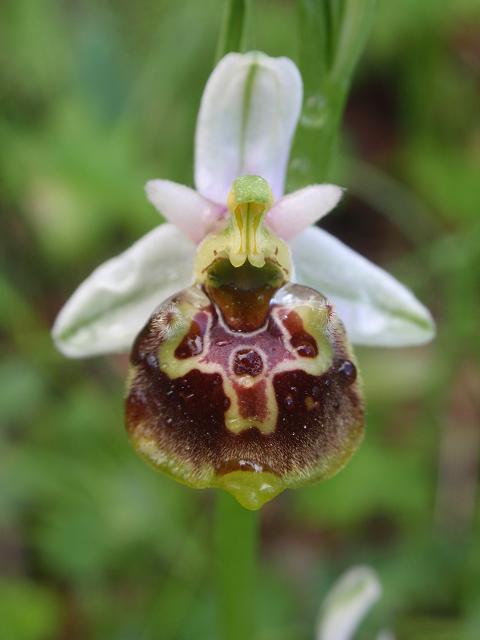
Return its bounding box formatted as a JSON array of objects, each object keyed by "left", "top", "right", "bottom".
[
  {"left": 52, "top": 49, "right": 436, "bottom": 511},
  {"left": 126, "top": 282, "right": 365, "bottom": 509}
]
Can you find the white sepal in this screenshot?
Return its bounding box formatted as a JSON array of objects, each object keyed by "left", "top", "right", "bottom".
[
  {"left": 195, "top": 51, "right": 302, "bottom": 204},
  {"left": 52, "top": 224, "right": 195, "bottom": 357},
  {"left": 291, "top": 226, "right": 435, "bottom": 346}
]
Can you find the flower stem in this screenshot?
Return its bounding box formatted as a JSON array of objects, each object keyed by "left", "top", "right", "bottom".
[
  {"left": 290, "top": 0, "right": 377, "bottom": 184},
  {"left": 215, "top": 492, "right": 259, "bottom": 640},
  {"left": 215, "top": 0, "right": 252, "bottom": 62}
]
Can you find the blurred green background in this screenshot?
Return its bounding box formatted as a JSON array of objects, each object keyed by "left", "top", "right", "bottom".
[{"left": 1, "top": 1, "right": 480, "bottom": 639}]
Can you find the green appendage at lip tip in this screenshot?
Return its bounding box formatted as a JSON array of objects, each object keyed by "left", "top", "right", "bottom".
[
  {"left": 136, "top": 433, "right": 284, "bottom": 510},
  {"left": 216, "top": 471, "right": 285, "bottom": 510}
]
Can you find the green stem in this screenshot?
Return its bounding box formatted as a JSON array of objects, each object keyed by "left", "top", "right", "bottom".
[
  {"left": 290, "top": 0, "right": 377, "bottom": 185},
  {"left": 215, "top": 492, "right": 259, "bottom": 640},
  {"left": 213, "top": 8, "right": 258, "bottom": 640},
  {"left": 215, "top": 0, "right": 252, "bottom": 62},
  {"left": 292, "top": 76, "right": 348, "bottom": 183}
]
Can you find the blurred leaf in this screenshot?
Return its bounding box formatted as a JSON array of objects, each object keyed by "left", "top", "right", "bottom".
[{"left": 0, "top": 580, "right": 59, "bottom": 640}]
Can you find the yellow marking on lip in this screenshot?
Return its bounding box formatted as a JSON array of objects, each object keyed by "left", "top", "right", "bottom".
[
  {"left": 234, "top": 207, "right": 245, "bottom": 255},
  {"left": 229, "top": 201, "right": 268, "bottom": 268}
]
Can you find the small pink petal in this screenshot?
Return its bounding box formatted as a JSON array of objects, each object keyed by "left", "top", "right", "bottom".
[
  {"left": 146, "top": 180, "right": 226, "bottom": 243},
  {"left": 267, "top": 184, "right": 344, "bottom": 240}
]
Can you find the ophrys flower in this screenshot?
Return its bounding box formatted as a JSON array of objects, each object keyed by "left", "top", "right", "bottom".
[{"left": 53, "top": 52, "right": 435, "bottom": 509}]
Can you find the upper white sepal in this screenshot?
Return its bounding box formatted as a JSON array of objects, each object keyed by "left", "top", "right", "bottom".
[{"left": 194, "top": 51, "right": 302, "bottom": 204}]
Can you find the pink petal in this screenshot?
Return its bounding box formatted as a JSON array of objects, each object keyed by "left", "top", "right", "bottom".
[
  {"left": 146, "top": 180, "right": 225, "bottom": 243},
  {"left": 267, "top": 184, "right": 343, "bottom": 240}
]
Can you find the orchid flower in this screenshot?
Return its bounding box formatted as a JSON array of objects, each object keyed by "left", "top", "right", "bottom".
[{"left": 53, "top": 52, "right": 434, "bottom": 509}]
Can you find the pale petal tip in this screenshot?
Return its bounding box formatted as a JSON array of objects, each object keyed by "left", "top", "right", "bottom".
[
  {"left": 317, "top": 566, "right": 382, "bottom": 640},
  {"left": 144, "top": 179, "right": 165, "bottom": 209},
  {"left": 51, "top": 311, "right": 118, "bottom": 359},
  {"left": 407, "top": 306, "right": 436, "bottom": 346},
  {"left": 51, "top": 324, "right": 88, "bottom": 359}
]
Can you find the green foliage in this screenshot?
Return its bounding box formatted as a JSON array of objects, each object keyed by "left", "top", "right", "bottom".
[
  {"left": 1, "top": 1, "right": 479, "bottom": 638},
  {"left": 0, "top": 581, "right": 59, "bottom": 640}
]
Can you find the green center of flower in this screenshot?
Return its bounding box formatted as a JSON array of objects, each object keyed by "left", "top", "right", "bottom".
[{"left": 194, "top": 175, "right": 292, "bottom": 291}]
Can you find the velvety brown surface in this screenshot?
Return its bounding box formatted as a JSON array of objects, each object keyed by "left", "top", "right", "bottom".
[{"left": 125, "top": 283, "right": 364, "bottom": 484}]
